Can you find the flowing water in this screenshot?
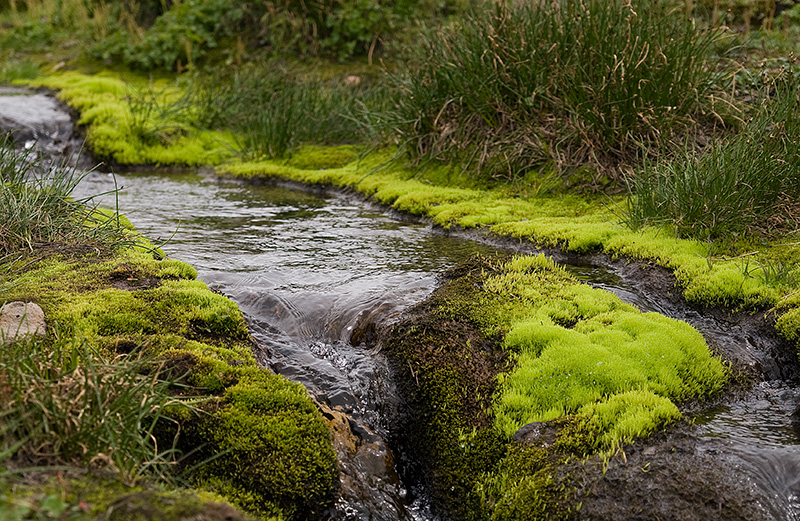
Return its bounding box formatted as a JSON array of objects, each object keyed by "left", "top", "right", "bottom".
[{"left": 4, "top": 88, "right": 800, "bottom": 520}]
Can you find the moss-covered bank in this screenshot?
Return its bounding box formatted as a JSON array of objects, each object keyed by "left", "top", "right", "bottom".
[
  {"left": 0, "top": 225, "right": 338, "bottom": 519},
  {"left": 380, "top": 253, "right": 728, "bottom": 519},
  {"left": 23, "top": 70, "right": 800, "bottom": 356}
]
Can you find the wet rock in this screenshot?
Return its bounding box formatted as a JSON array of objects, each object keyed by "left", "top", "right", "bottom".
[
  {"left": 573, "top": 430, "right": 777, "bottom": 521},
  {"left": 0, "top": 301, "right": 46, "bottom": 344},
  {"left": 0, "top": 87, "right": 94, "bottom": 169},
  {"left": 316, "top": 400, "right": 413, "bottom": 520},
  {"left": 512, "top": 421, "right": 560, "bottom": 447},
  {"left": 791, "top": 402, "right": 800, "bottom": 433}
]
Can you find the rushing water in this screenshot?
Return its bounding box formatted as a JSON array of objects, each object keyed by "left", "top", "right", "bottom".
[
  {"left": 5, "top": 88, "right": 800, "bottom": 520},
  {"left": 72, "top": 169, "right": 498, "bottom": 519}
]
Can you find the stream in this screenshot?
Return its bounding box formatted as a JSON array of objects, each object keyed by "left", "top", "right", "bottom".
[{"left": 4, "top": 88, "right": 800, "bottom": 520}]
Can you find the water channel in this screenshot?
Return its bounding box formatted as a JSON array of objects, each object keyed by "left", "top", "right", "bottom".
[{"left": 4, "top": 88, "right": 800, "bottom": 520}]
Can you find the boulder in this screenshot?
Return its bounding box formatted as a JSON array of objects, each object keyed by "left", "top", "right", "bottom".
[{"left": 0, "top": 301, "right": 46, "bottom": 344}]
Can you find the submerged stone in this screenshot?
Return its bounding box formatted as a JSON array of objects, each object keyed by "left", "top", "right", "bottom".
[{"left": 0, "top": 301, "right": 46, "bottom": 344}]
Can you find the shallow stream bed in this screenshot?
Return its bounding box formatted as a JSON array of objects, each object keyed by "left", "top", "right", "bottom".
[{"left": 4, "top": 88, "right": 800, "bottom": 520}]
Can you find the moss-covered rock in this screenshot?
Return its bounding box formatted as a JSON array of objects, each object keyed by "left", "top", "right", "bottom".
[
  {"left": 0, "top": 470, "right": 258, "bottom": 521},
  {"left": 381, "top": 253, "right": 729, "bottom": 520}
]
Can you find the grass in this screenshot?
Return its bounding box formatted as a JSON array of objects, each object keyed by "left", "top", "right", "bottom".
[
  {"left": 384, "top": 0, "right": 724, "bottom": 182},
  {"left": 0, "top": 134, "right": 127, "bottom": 256},
  {"left": 187, "top": 65, "right": 384, "bottom": 160},
  {"left": 0, "top": 332, "right": 190, "bottom": 484},
  {"left": 625, "top": 66, "right": 800, "bottom": 240}
]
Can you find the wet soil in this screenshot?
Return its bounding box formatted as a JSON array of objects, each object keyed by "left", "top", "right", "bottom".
[{"left": 570, "top": 427, "right": 776, "bottom": 521}]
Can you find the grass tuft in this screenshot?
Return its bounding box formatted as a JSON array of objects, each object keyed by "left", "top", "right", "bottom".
[
  {"left": 0, "top": 134, "right": 127, "bottom": 256},
  {"left": 0, "top": 331, "right": 192, "bottom": 485},
  {"left": 625, "top": 67, "right": 800, "bottom": 240},
  {"left": 385, "top": 0, "right": 722, "bottom": 182}
]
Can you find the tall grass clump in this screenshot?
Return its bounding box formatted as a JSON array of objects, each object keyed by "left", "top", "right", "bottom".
[
  {"left": 626, "top": 67, "right": 800, "bottom": 239},
  {"left": 0, "top": 333, "right": 189, "bottom": 484},
  {"left": 387, "top": 0, "right": 722, "bottom": 182},
  {"left": 188, "top": 67, "right": 385, "bottom": 159},
  {"left": 0, "top": 135, "right": 124, "bottom": 255}
]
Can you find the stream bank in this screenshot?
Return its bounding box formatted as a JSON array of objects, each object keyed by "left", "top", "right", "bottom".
[{"left": 4, "top": 85, "right": 800, "bottom": 521}]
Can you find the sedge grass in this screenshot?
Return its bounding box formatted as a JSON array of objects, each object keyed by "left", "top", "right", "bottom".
[
  {"left": 0, "top": 331, "right": 196, "bottom": 485},
  {"left": 0, "top": 135, "right": 126, "bottom": 255},
  {"left": 626, "top": 67, "right": 800, "bottom": 240},
  {"left": 188, "top": 66, "right": 385, "bottom": 160},
  {"left": 386, "top": 0, "right": 723, "bottom": 182}
]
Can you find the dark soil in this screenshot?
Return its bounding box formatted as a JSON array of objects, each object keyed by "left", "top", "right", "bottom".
[{"left": 570, "top": 428, "right": 776, "bottom": 521}]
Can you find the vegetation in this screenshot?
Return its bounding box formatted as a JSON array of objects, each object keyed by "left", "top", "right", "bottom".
[
  {"left": 4, "top": 0, "right": 800, "bottom": 518},
  {"left": 383, "top": 253, "right": 727, "bottom": 519},
  {"left": 0, "top": 140, "right": 338, "bottom": 520},
  {"left": 0, "top": 135, "right": 126, "bottom": 254},
  {"left": 385, "top": 0, "right": 723, "bottom": 181},
  {"left": 626, "top": 67, "right": 800, "bottom": 240}
]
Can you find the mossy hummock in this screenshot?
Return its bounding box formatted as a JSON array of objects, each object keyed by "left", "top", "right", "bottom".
[
  {"left": 382, "top": 253, "right": 728, "bottom": 519},
  {"left": 0, "top": 236, "right": 338, "bottom": 520}
]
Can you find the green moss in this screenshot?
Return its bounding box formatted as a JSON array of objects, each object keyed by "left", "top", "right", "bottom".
[
  {"left": 485, "top": 255, "right": 727, "bottom": 438},
  {"left": 285, "top": 145, "right": 361, "bottom": 170},
  {"left": 559, "top": 389, "right": 681, "bottom": 455},
  {"left": 384, "top": 253, "right": 728, "bottom": 519},
  {"left": 475, "top": 444, "right": 573, "bottom": 521},
  {"left": 1, "top": 218, "right": 338, "bottom": 520},
  {"left": 0, "top": 472, "right": 259, "bottom": 521},
  {"left": 27, "top": 72, "right": 234, "bottom": 166}
]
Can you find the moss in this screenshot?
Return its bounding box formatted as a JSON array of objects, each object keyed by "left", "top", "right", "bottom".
[
  {"left": 486, "top": 255, "right": 727, "bottom": 438},
  {"left": 285, "top": 145, "right": 361, "bottom": 170},
  {"left": 27, "top": 72, "right": 234, "bottom": 166},
  {"left": 558, "top": 390, "right": 682, "bottom": 455},
  {"left": 383, "top": 253, "right": 728, "bottom": 519},
  {"left": 187, "top": 372, "right": 338, "bottom": 520},
  {"left": 475, "top": 444, "right": 574, "bottom": 521},
  {"left": 0, "top": 471, "right": 259, "bottom": 521},
  {"left": 1, "top": 219, "right": 338, "bottom": 520}
]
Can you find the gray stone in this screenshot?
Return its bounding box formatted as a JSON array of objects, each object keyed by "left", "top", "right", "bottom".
[{"left": 0, "top": 301, "right": 46, "bottom": 344}]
